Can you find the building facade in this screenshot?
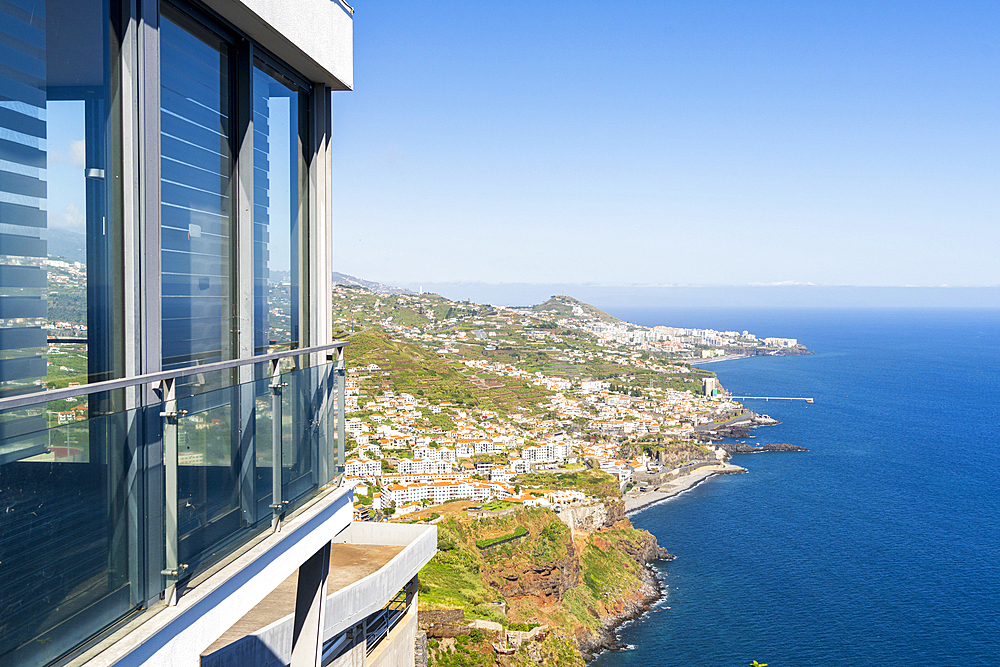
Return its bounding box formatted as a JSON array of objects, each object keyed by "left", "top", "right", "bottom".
[{"left": 0, "top": 2, "right": 434, "bottom": 666}]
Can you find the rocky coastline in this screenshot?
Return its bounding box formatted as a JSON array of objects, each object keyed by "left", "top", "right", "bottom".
[
  {"left": 594, "top": 414, "right": 806, "bottom": 660},
  {"left": 694, "top": 412, "right": 781, "bottom": 441},
  {"left": 578, "top": 534, "right": 674, "bottom": 662},
  {"left": 624, "top": 463, "right": 748, "bottom": 514}
]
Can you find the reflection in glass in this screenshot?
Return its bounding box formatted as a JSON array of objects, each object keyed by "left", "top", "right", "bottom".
[
  {"left": 0, "top": 409, "right": 132, "bottom": 667},
  {"left": 160, "top": 10, "right": 233, "bottom": 374},
  {"left": 283, "top": 364, "right": 322, "bottom": 502},
  {"left": 0, "top": 2, "right": 129, "bottom": 666},
  {"left": 252, "top": 63, "right": 304, "bottom": 354},
  {"left": 176, "top": 387, "right": 239, "bottom": 565},
  {"left": 254, "top": 376, "right": 275, "bottom": 517},
  {"left": 159, "top": 8, "right": 240, "bottom": 570}
]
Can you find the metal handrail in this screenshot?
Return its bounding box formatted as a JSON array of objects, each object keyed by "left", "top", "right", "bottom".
[
  {"left": 365, "top": 587, "right": 413, "bottom": 654},
  {"left": 0, "top": 340, "right": 349, "bottom": 412}
]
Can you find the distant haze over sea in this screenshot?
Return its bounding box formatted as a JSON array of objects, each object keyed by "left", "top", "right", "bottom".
[{"left": 406, "top": 283, "right": 1000, "bottom": 310}]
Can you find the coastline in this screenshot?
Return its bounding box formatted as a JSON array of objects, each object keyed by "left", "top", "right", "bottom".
[
  {"left": 624, "top": 463, "right": 747, "bottom": 515},
  {"left": 581, "top": 464, "right": 747, "bottom": 662}
]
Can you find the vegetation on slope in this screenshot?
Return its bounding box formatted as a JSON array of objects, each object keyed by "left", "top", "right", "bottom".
[
  {"left": 348, "top": 329, "right": 553, "bottom": 415},
  {"left": 419, "top": 507, "right": 664, "bottom": 665},
  {"left": 531, "top": 295, "right": 619, "bottom": 324},
  {"left": 516, "top": 468, "right": 622, "bottom": 499}
]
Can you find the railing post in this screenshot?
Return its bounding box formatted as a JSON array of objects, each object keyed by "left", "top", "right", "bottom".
[
  {"left": 270, "top": 359, "right": 287, "bottom": 531},
  {"left": 336, "top": 347, "right": 346, "bottom": 478},
  {"left": 158, "top": 377, "right": 187, "bottom": 605}
]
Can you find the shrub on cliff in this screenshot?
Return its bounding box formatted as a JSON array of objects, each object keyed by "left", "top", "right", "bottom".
[{"left": 475, "top": 525, "right": 528, "bottom": 549}]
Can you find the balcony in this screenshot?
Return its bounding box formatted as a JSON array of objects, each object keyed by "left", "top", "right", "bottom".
[
  {"left": 200, "top": 523, "right": 436, "bottom": 667},
  {"left": 0, "top": 344, "right": 349, "bottom": 667}
]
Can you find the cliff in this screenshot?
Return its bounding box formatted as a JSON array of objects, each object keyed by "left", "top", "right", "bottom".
[{"left": 418, "top": 507, "right": 673, "bottom": 666}]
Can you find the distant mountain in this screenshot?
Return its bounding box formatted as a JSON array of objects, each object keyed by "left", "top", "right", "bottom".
[
  {"left": 43, "top": 229, "right": 87, "bottom": 264},
  {"left": 532, "top": 294, "right": 620, "bottom": 323},
  {"left": 333, "top": 272, "right": 415, "bottom": 295}
]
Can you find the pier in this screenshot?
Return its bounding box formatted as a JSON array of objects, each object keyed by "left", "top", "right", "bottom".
[{"left": 728, "top": 396, "right": 814, "bottom": 403}]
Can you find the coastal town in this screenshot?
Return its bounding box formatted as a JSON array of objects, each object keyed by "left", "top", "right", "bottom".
[
  {"left": 328, "top": 282, "right": 810, "bottom": 665},
  {"left": 33, "top": 264, "right": 810, "bottom": 666},
  {"left": 334, "top": 283, "right": 808, "bottom": 522}
]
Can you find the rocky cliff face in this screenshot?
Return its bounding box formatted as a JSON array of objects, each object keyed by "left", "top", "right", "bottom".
[
  {"left": 422, "top": 508, "right": 676, "bottom": 665},
  {"left": 626, "top": 528, "right": 675, "bottom": 564},
  {"left": 657, "top": 443, "right": 714, "bottom": 465},
  {"left": 485, "top": 515, "right": 673, "bottom": 660},
  {"left": 575, "top": 529, "right": 674, "bottom": 660},
  {"left": 556, "top": 499, "right": 627, "bottom": 534},
  {"left": 486, "top": 540, "right": 580, "bottom": 603}
]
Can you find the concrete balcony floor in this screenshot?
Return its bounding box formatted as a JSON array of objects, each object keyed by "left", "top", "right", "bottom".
[{"left": 203, "top": 543, "right": 404, "bottom": 657}]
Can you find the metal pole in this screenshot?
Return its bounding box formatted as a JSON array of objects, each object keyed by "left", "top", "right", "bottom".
[
  {"left": 336, "top": 348, "right": 346, "bottom": 478},
  {"left": 159, "top": 378, "right": 187, "bottom": 605},
  {"left": 270, "top": 359, "right": 287, "bottom": 531}
]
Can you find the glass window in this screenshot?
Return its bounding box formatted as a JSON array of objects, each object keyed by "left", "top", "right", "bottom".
[
  {"left": 160, "top": 8, "right": 233, "bottom": 373},
  {"left": 252, "top": 62, "right": 305, "bottom": 354},
  {"left": 0, "top": 1, "right": 130, "bottom": 666},
  {"left": 159, "top": 5, "right": 242, "bottom": 569}
]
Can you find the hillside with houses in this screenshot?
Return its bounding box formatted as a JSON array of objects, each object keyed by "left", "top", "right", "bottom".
[
  {"left": 335, "top": 286, "right": 772, "bottom": 520},
  {"left": 332, "top": 285, "right": 805, "bottom": 665}
]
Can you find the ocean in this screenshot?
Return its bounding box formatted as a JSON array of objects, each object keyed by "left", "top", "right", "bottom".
[{"left": 588, "top": 307, "right": 1000, "bottom": 667}]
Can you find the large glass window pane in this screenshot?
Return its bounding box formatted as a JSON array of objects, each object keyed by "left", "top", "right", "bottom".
[
  {"left": 282, "top": 364, "right": 318, "bottom": 501},
  {"left": 159, "top": 6, "right": 240, "bottom": 569},
  {"left": 160, "top": 9, "right": 233, "bottom": 374},
  {"left": 252, "top": 62, "right": 305, "bottom": 354},
  {"left": 0, "top": 2, "right": 128, "bottom": 663}
]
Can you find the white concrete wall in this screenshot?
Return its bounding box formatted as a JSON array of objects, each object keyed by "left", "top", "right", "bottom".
[
  {"left": 203, "top": 0, "right": 353, "bottom": 89},
  {"left": 324, "top": 523, "right": 436, "bottom": 638},
  {"left": 199, "top": 523, "right": 436, "bottom": 667},
  {"left": 80, "top": 487, "right": 355, "bottom": 667}
]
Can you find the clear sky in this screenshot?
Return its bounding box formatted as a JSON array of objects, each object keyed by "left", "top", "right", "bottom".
[{"left": 331, "top": 1, "right": 998, "bottom": 289}]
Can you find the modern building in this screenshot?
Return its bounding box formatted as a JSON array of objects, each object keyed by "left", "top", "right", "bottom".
[{"left": 0, "top": 2, "right": 434, "bottom": 666}]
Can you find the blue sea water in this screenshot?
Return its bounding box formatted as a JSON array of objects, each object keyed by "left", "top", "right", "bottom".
[{"left": 588, "top": 308, "right": 1000, "bottom": 667}]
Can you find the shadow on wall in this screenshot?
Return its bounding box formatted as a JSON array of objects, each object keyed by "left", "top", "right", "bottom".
[
  {"left": 201, "top": 626, "right": 364, "bottom": 667},
  {"left": 200, "top": 635, "right": 287, "bottom": 667}
]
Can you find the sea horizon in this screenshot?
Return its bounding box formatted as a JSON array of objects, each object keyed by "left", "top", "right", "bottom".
[{"left": 396, "top": 281, "right": 1000, "bottom": 311}]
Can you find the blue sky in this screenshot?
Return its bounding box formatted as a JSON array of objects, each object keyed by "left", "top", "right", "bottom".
[{"left": 332, "top": 1, "right": 998, "bottom": 289}]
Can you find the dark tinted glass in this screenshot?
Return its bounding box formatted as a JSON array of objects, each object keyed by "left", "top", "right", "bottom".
[
  {"left": 160, "top": 10, "right": 233, "bottom": 372},
  {"left": 0, "top": 2, "right": 131, "bottom": 665},
  {"left": 252, "top": 63, "right": 304, "bottom": 354}
]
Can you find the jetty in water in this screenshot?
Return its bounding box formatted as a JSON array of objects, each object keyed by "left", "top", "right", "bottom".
[{"left": 728, "top": 396, "right": 815, "bottom": 403}]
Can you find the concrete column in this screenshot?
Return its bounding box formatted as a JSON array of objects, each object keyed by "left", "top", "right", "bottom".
[{"left": 291, "top": 541, "right": 332, "bottom": 667}]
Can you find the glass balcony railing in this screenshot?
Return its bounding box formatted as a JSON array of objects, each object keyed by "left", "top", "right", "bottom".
[{"left": 0, "top": 343, "right": 347, "bottom": 667}]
